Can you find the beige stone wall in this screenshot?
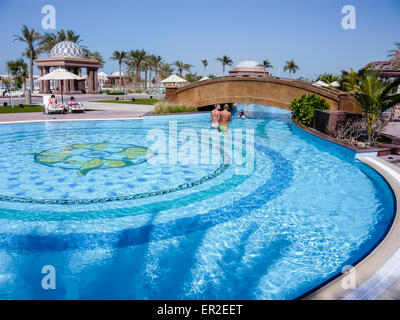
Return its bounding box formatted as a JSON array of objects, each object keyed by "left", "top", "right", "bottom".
[{"left": 168, "top": 77, "right": 358, "bottom": 112}]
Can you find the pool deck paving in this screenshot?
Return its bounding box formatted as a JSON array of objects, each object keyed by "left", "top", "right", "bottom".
[{"left": 0, "top": 102, "right": 154, "bottom": 124}]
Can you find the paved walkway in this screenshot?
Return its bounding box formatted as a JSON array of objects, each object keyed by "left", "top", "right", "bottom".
[
  {"left": 0, "top": 102, "right": 154, "bottom": 124},
  {"left": 83, "top": 101, "right": 153, "bottom": 113}
]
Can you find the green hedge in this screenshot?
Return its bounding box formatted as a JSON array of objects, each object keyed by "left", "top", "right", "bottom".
[
  {"left": 103, "top": 90, "right": 125, "bottom": 95},
  {"left": 290, "top": 93, "right": 330, "bottom": 126}
]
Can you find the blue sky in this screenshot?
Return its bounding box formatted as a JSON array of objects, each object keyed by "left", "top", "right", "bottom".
[{"left": 0, "top": 0, "right": 399, "bottom": 79}]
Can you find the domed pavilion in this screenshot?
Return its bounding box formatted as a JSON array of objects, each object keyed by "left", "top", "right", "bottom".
[
  {"left": 229, "top": 59, "right": 268, "bottom": 76},
  {"left": 36, "top": 41, "right": 102, "bottom": 94}
]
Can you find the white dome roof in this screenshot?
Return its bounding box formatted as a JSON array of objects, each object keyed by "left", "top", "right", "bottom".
[
  {"left": 235, "top": 60, "right": 262, "bottom": 70},
  {"left": 50, "top": 41, "right": 86, "bottom": 58}
]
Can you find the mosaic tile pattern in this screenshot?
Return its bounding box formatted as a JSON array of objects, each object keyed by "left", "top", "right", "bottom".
[{"left": 0, "top": 108, "right": 395, "bottom": 300}]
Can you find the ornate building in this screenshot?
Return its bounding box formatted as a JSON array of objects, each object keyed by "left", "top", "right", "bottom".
[
  {"left": 36, "top": 41, "right": 102, "bottom": 94},
  {"left": 229, "top": 60, "right": 268, "bottom": 76}
]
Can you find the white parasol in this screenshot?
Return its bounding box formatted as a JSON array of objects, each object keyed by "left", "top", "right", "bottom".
[{"left": 38, "top": 68, "right": 83, "bottom": 103}]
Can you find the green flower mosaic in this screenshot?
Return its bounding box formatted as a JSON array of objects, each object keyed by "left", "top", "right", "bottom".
[{"left": 30, "top": 142, "right": 150, "bottom": 176}]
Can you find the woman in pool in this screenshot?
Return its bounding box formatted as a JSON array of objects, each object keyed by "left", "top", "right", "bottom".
[{"left": 219, "top": 104, "right": 231, "bottom": 132}]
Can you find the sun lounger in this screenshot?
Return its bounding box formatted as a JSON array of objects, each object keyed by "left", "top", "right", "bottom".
[
  {"left": 43, "top": 95, "right": 64, "bottom": 114},
  {"left": 68, "top": 102, "right": 85, "bottom": 113}
]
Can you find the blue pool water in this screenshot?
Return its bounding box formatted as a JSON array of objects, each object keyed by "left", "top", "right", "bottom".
[{"left": 0, "top": 105, "right": 394, "bottom": 299}]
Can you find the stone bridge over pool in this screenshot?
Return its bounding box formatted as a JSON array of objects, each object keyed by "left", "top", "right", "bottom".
[{"left": 165, "top": 76, "right": 359, "bottom": 113}]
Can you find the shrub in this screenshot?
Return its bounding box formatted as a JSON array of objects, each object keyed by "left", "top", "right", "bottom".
[
  {"left": 107, "top": 91, "right": 125, "bottom": 95},
  {"left": 154, "top": 102, "right": 197, "bottom": 114},
  {"left": 135, "top": 89, "right": 143, "bottom": 93},
  {"left": 290, "top": 93, "right": 330, "bottom": 126}
]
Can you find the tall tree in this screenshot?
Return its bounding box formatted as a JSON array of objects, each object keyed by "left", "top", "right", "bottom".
[
  {"left": 110, "top": 50, "right": 128, "bottom": 88},
  {"left": 354, "top": 72, "right": 400, "bottom": 145},
  {"left": 13, "top": 25, "right": 42, "bottom": 96},
  {"left": 185, "top": 73, "right": 202, "bottom": 83},
  {"left": 387, "top": 42, "right": 400, "bottom": 57},
  {"left": 283, "top": 59, "right": 299, "bottom": 78},
  {"left": 127, "top": 49, "right": 147, "bottom": 84},
  {"left": 7, "top": 58, "right": 28, "bottom": 91},
  {"left": 174, "top": 61, "right": 193, "bottom": 77},
  {"left": 216, "top": 55, "right": 233, "bottom": 75},
  {"left": 261, "top": 59, "right": 273, "bottom": 71},
  {"left": 84, "top": 50, "right": 104, "bottom": 67},
  {"left": 201, "top": 59, "right": 208, "bottom": 76},
  {"left": 143, "top": 58, "right": 151, "bottom": 89},
  {"left": 159, "top": 62, "right": 174, "bottom": 80},
  {"left": 340, "top": 68, "right": 361, "bottom": 92},
  {"left": 148, "top": 55, "right": 163, "bottom": 85}
]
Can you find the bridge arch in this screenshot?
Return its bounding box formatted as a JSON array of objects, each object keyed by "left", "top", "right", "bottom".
[{"left": 165, "top": 76, "right": 359, "bottom": 113}]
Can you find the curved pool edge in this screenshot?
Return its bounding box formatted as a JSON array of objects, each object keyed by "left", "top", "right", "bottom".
[
  {"left": 0, "top": 117, "right": 143, "bottom": 126},
  {"left": 1, "top": 114, "right": 399, "bottom": 299},
  {"left": 304, "top": 157, "right": 400, "bottom": 300}
]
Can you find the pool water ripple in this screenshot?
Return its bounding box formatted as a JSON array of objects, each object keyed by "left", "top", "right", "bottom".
[{"left": 0, "top": 105, "right": 395, "bottom": 299}]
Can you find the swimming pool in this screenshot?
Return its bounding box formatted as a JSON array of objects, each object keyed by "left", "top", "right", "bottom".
[{"left": 0, "top": 105, "right": 394, "bottom": 299}]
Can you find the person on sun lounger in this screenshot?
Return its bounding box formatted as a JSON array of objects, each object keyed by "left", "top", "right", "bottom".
[
  {"left": 48, "top": 95, "right": 66, "bottom": 113},
  {"left": 67, "top": 96, "right": 81, "bottom": 109}
]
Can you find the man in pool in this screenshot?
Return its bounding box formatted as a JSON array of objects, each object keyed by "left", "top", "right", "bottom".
[
  {"left": 219, "top": 104, "right": 231, "bottom": 132},
  {"left": 234, "top": 110, "right": 247, "bottom": 119},
  {"left": 210, "top": 104, "right": 221, "bottom": 129}
]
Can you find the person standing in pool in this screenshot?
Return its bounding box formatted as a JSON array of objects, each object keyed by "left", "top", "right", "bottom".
[
  {"left": 219, "top": 104, "right": 231, "bottom": 132},
  {"left": 210, "top": 104, "right": 221, "bottom": 129}
]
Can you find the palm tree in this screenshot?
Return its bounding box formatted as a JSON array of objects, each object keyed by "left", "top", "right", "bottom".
[
  {"left": 159, "top": 62, "right": 174, "bottom": 80},
  {"left": 216, "top": 55, "right": 233, "bottom": 75},
  {"left": 7, "top": 58, "right": 28, "bottom": 92},
  {"left": 340, "top": 68, "right": 361, "bottom": 92},
  {"left": 201, "top": 59, "right": 208, "bottom": 76},
  {"left": 354, "top": 71, "right": 400, "bottom": 145},
  {"left": 283, "top": 59, "right": 299, "bottom": 78},
  {"left": 185, "top": 73, "right": 202, "bottom": 83},
  {"left": 148, "top": 55, "right": 163, "bottom": 85},
  {"left": 142, "top": 58, "right": 151, "bottom": 89},
  {"left": 40, "top": 29, "right": 82, "bottom": 53},
  {"left": 21, "top": 47, "right": 39, "bottom": 61},
  {"left": 261, "top": 59, "right": 273, "bottom": 71},
  {"left": 110, "top": 50, "right": 128, "bottom": 88},
  {"left": 85, "top": 50, "right": 104, "bottom": 67},
  {"left": 387, "top": 42, "right": 400, "bottom": 57},
  {"left": 127, "top": 49, "right": 147, "bottom": 85},
  {"left": 174, "top": 61, "right": 193, "bottom": 77},
  {"left": 13, "top": 25, "right": 42, "bottom": 98}
]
